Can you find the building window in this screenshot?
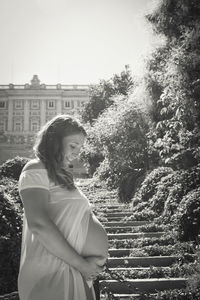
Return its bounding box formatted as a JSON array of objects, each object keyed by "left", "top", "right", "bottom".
[
  {"left": 14, "top": 122, "right": 22, "bottom": 132},
  {"left": 31, "top": 122, "right": 39, "bottom": 132},
  {"left": 31, "top": 111, "right": 39, "bottom": 116},
  {"left": 48, "top": 101, "right": 55, "bottom": 108},
  {"left": 15, "top": 100, "right": 23, "bottom": 109},
  {"left": 0, "top": 122, "right": 5, "bottom": 132},
  {"left": 0, "top": 101, "right": 5, "bottom": 108},
  {"left": 31, "top": 100, "right": 39, "bottom": 109},
  {"left": 14, "top": 111, "right": 23, "bottom": 116},
  {"left": 64, "top": 101, "right": 70, "bottom": 108}
]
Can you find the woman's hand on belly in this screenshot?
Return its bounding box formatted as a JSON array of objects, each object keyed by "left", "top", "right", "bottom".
[
  {"left": 85, "top": 256, "right": 107, "bottom": 267},
  {"left": 79, "top": 256, "right": 104, "bottom": 281}
]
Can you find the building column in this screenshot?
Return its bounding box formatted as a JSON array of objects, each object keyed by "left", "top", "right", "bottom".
[
  {"left": 7, "top": 99, "right": 13, "bottom": 132},
  {"left": 40, "top": 100, "right": 46, "bottom": 127},
  {"left": 24, "top": 100, "right": 29, "bottom": 131},
  {"left": 56, "top": 99, "right": 62, "bottom": 114}
]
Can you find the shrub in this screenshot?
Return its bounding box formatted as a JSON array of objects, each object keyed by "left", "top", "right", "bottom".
[
  {"left": 94, "top": 158, "right": 115, "bottom": 189},
  {"left": 0, "top": 236, "right": 21, "bottom": 294},
  {"left": 79, "top": 124, "right": 104, "bottom": 176},
  {"left": 174, "top": 187, "right": 200, "bottom": 241},
  {"left": 131, "top": 167, "right": 173, "bottom": 207},
  {"left": 0, "top": 190, "right": 23, "bottom": 294},
  {"left": 0, "top": 177, "right": 22, "bottom": 208},
  {"left": 0, "top": 156, "right": 29, "bottom": 181},
  {"left": 0, "top": 190, "right": 22, "bottom": 238},
  {"left": 188, "top": 251, "right": 200, "bottom": 293},
  {"left": 118, "top": 168, "right": 146, "bottom": 203},
  {"left": 90, "top": 94, "right": 151, "bottom": 200},
  {"left": 149, "top": 172, "right": 178, "bottom": 215},
  {"left": 162, "top": 165, "right": 200, "bottom": 221},
  {"left": 131, "top": 164, "right": 200, "bottom": 224}
]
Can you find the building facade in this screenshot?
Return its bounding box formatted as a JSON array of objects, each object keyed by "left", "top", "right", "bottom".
[{"left": 0, "top": 75, "right": 89, "bottom": 173}]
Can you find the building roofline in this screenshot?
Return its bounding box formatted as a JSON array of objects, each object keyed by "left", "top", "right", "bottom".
[{"left": 0, "top": 84, "right": 89, "bottom": 90}]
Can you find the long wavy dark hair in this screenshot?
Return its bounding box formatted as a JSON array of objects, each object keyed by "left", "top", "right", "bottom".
[{"left": 33, "top": 114, "right": 87, "bottom": 190}]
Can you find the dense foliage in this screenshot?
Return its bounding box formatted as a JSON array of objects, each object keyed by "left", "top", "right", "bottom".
[
  {"left": 80, "top": 124, "right": 104, "bottom": 176},
  {"left": 145, "top": 0, "right": 200, "bottom": 168},
  {"left": 0, "top": 185, "right": 23, "bottom": 294},
  {"left": 80, "top": 0, "right": 200, "bottom": 245},
  {"left": 175, "top": 187, "right": 200, "bottom": 241},
  {"left": 0, "top": 156, "right": 29, "bottom": 181},
  {"left": 80, "top": 65, "right": 134, "bottom": 125},
  {"left": 0, "top": 157, "right": 26, "bottom": 293},
  {"left": 128, "top": 165, "right": 200, "bottom": 241},
  {"left": 81, "top": 93, "right": 154, "bottom": 202}
]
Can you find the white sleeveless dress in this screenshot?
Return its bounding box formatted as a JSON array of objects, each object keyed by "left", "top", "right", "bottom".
[{"left": 18, "top": 169, "right": 96, "bottom": 300}]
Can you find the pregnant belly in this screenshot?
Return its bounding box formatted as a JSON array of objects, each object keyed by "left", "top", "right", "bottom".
[{"left": 82, "top": 213, "right": 108, "bottom": 260}]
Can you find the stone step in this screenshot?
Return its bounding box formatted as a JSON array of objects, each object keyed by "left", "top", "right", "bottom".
[
  {"left": 108, "top": 232, "right": 164, "bottom": 240},
  {"left": 100, "top": 278, "right": 187, "bottom": 293},
  {"left": 105, "top": 226, "right": 149, "bottom": 233},
  {"left": 108, "top": 266, "right": 170, "bottom": 271},
  {"left": 107, "top": 256, "right": 178, "bottom": 267},
  {"left": 97, "top": 205, "right": 131, "bottom": 209},
  {"left": 106, "top": 216, "right": 129, "bottom": 221},
  {"left": 108, "top": 248, "right": 175, "bottom": 257},
  {"left": 95, "top": 204, "right": 130, "bottom": 209},
  {"left": 108, "top": 294, "right": 156, "bottom": 300},
  {"left": 105, "top": 212, "right": 133, "bottom": 217},
  {"left": 109, "top": 248, "right": 131, "bottom": 257},
  {"left": 101, "top": 208, "right": 131, "bottom": 212},
  {"left": 104, "top": 221, "right": 150, "bottom": 227}
]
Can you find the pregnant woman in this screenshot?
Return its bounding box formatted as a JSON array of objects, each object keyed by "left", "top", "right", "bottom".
[{"left": 18, "top": 115, "right": 108, "bottom": 300}]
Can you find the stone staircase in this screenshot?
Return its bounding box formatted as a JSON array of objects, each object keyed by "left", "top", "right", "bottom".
[{"left": 95, "top": 204, "right": 188, "bottom": 300}]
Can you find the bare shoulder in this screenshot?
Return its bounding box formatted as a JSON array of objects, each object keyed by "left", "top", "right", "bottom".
[{"left": 23, "top": 158, "right": 46, "bottom": 171}]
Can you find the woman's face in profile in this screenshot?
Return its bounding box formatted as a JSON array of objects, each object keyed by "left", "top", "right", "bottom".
[{"left": 62, "top": 132, "right": 85, "bottom": 163}]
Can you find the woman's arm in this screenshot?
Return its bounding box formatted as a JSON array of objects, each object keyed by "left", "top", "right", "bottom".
[{"left": 20, "top": 187, "right": 102, "bottom": 279}]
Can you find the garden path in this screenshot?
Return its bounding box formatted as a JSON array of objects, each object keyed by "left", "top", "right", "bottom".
[{"left": 79, "top": 179, "right": 195, "bottom": 300}]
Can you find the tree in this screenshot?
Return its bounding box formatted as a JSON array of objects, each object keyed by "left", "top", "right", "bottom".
[
  {"left": 145, "top": 0, "right": 200, "bottom": 169},
  {"left": 80, "top": 66, "right": 134, "bottom": 125},
  {"left": 82, "top": 93, "right": 151, "bottom": 202}
]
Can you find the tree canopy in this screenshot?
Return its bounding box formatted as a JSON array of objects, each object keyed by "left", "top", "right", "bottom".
[{"left": 80, "top": 65, "right": 134, "bottom": 124}]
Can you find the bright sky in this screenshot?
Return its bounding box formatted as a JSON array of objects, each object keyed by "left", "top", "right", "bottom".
[{"left": 0, "top": 0, "right": 160, "bottom": 85}]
